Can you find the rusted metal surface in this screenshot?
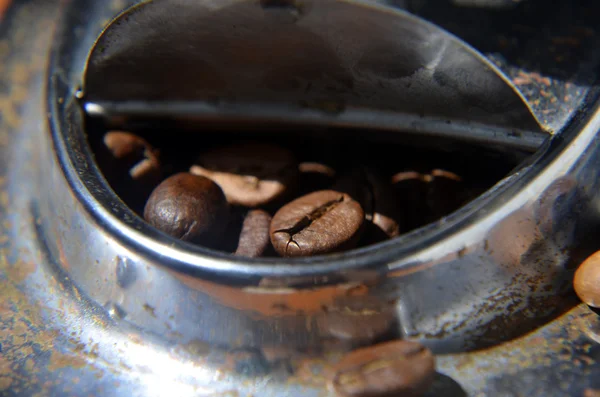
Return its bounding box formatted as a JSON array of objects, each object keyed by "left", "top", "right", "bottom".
[
  {"left": 438, "top": 304, "right": 600, "bottom": 396},
  {"left": 2, "top": 0, "right": 600, "bottom": 396}
]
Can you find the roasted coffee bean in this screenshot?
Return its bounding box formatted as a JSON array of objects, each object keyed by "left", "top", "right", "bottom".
[
  {"left": 190, "top": 143, "right": 297, "bottom": 207},
  {"left": 270, "top": 190, "right": 364, "bottom": 257},
  {"left": 297, "top": 161, "right": 336, "bottom": 196},
  {"left": 99, "top": 131, "right": 162, "bottom": 211},
  {"left": 329, "top": 340, "right": 435, "bottom": 397},
  {"left": 144, "top": 173, "right": 229, "bottom": 245},
  {"left": 391, "top": 171, "right": 429, "bottom": 232},
  {"left": 318, "top": 296, "right": 394, "bottom": 345},
  {"left": 234, "top": 209, "right": 273, "bottom": 258},
  {"left": 574, "top": 250, "right": 600, "bottom": 308},
  {"left": 425, "top": 169, "right": 463, "bottom": 221},
  {"left": 94, "top": 125, "right": 495, "bottom": 256},
  {"left": 363, "top": 170, "right": 400, "bottom": 239}
]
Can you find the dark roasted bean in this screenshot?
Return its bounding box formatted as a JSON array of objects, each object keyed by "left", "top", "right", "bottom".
[
  {"left": 270, "top": 190, "right": 364, "bottom": 257},
  {"left": 99, "top": 131, "right": 162, "bottom": 211},
  {"left": 234, "top": 209, "right": 273, "bottom": 258},
  {"left": 144, "top": 173, "right": 229, "bottom": 246},
  {"left": 190, "top": 143, "right": 297, "bottom": 207}
]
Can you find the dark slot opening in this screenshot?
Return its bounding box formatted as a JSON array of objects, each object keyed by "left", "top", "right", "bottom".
[{"left": 85, "top": 115, "right": 529, "bottom": 259}]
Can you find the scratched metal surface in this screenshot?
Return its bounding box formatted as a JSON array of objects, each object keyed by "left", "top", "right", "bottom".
[
  {"left": 405, "top": 0, "right": 600, "bottom": 133},
  {"left": 81, "top": 0, "right": 546, "bottom": 145},
  {"left": 2, "top": 0, "right": 600, "bottom": 396}
]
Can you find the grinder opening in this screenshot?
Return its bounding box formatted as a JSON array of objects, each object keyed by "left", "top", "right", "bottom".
[
  {"left": 79, "top": 0, "right": 548, "bottom": 265},
  {"left": 85, "top": 116, "right": 527, "bottom": 260}
]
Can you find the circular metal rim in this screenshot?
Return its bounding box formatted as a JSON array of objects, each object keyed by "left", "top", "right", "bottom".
[{"left": 45, "top": 0, "right": 586, "bottom": 281}]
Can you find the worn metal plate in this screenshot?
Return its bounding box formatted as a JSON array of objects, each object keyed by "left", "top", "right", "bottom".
[{"left": 82, "top": 0, "right": 547, "bottom": 148}]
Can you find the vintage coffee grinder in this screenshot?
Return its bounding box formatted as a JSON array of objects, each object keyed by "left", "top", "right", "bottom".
[{"left": 2, "top": 0, "right": 600, "bottom": 395}]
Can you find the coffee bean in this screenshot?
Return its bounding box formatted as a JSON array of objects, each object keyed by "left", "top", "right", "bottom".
[
  {"left": 574, "top": 250, "right": 600, "bottom": 308},
  {"left": 329, "top": 340, "right": 435, "bottom": 397},
  {"left": 234, "top": 209, "right": 273, "bottom": 258},
  {"left": 270, "top": 190, "right": 364, "bottom": 257},
  {"left": 391, "top": 171, "right": 429, "bottom": 232},
  {"left": 425, "top": 169, "right": 463, "bottom": 221},
  {"left": 297, "top": 162, "right": 336, "bottom": 196},
  {"left": 363, "top": 170, "right": 400, "bottom": 239},
  {"left": 298, "top": 162, "right": 336, "bottom": 177},
  {"left": 99, "top": 131, "right": 162, "bottom": 211},
  {"left": 94, "top": 125, "right": 496, "bottom": 257},
  {"left": 318, "top": 296, "right": 394, "bottom": 345},
  {"left": 190, "top": 143, "right": 297, "bottom": 207},
  {"left": 103, "top": 131, "right": 161, "bottom": 180},
  {"left": 144, "top": 173, "right": 229, "bottom": 245}
]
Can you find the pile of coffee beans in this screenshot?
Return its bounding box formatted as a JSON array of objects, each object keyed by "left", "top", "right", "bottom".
[{"left": 93, "top": 127, "right": 509, "bottom": 258}]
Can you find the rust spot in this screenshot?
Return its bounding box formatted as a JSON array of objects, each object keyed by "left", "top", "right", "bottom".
[
  {"left": 448, "top": 304, "right": 595, "bottom": 377},
  {"left": 7, "top": 259, "right": 36, "bottom": 284},
  {"left": 0, "top": 356, "right": 13, "bottom": 390},
  {"left": 0, "top": 279, "right": 93, "bottom": 395},
  {"left": 142, "top": 303, "right": 156, "bottom": 318},
  {"left": 56, "top": 237, "right": 70, "bottom": 272},
  {"left": 48, "top": 352, "right": 87, "bottom": 371}
]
